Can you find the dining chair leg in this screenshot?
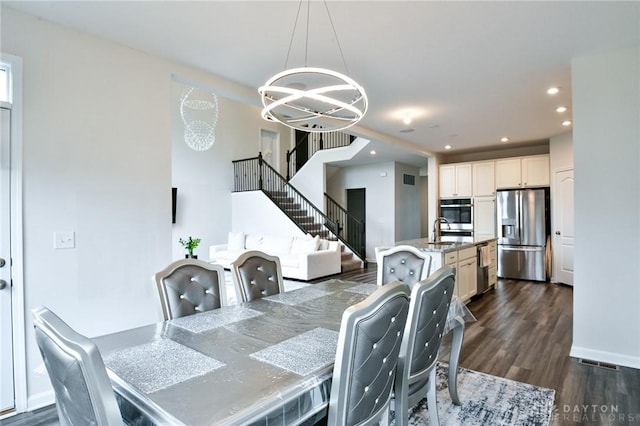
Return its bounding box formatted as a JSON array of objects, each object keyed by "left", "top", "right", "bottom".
[
  {"left": 427, "top": 367, "right": 440, "bottom": 426},
  {"left": 381, "top": 406, "right": 390, "bottom": 426},
  {"left": 393, "top": 386, "right": 410, "bottom": 426},
  {"left": 448, "top": 317, "right": 465, "bottom": 405}
]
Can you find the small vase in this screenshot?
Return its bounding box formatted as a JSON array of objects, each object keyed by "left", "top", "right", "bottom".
[{"left": 185, "top": 254, "right": 198, "bottom": 259}]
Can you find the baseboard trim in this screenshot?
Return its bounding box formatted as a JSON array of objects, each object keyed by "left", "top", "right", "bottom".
[
  {"left": 27, "top": 390, "right": 55, "bottom": 412},
  {"left": 570, "top": 345, "right": 640, "bottom": 370}
]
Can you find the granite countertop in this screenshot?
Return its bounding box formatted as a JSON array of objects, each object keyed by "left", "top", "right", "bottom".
[{"left": 395, "top": 237, "right": 497, "bottom": 253}]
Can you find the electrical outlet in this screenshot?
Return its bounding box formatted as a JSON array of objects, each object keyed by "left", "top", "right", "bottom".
[{"left": 54, "top": 231, "right": 75, "bottom": 249}]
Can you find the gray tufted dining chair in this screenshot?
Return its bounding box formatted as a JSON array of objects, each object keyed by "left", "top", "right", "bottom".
[
  {"left": 327, "top": 281, "right": 410, "bottom": 426},
  {"left": 154, "top": 259, "right": 227, "bottom": 320},
  {"left": 376, "top": 245, "right": 432, "bottom": 289},
  {"left": 230, "top": 250, "right": 285, "bottom": 303},
  {"left": 393, "top": 266, "right": 456, "bottom": 426},
  {"left": 32, "top": 306, "right": 125, "bottom": 426}
]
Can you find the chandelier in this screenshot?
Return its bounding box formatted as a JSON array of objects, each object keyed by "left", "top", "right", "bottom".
[
  {"left": 180, "top": 87, "right": 219, "bottom": 151},
  {"left": 258, "top": 1, "right": 368, "bottom": 133}
]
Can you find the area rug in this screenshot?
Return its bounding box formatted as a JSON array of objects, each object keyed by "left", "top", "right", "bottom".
[{"left": 391, "top": 363, "right": 555, "bottom": 426}]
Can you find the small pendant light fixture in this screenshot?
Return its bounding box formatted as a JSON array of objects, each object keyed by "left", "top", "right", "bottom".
[
  {"left": 180, "top": 87, "right": 219, "bottom": 151},
  {"left": 258, "top": 0, "right": 368, "bottom": 133}
]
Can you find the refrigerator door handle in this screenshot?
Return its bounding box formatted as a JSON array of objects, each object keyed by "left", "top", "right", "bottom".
[{"left": 500, "top": 245, "right": 544, "bottom": 252}]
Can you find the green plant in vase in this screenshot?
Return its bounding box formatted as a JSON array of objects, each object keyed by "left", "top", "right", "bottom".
[{"left": 179, "top": 236, "right": 201, "bottom": 259}]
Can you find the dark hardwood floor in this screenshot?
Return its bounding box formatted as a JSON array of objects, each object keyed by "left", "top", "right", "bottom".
[{"left": 4, "top": 265, "right": 639, "bottom": 425}]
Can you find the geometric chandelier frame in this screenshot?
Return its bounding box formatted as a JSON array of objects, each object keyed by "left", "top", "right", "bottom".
[{"left": 258, "top": 0, "right": 367, "bottom": 133}]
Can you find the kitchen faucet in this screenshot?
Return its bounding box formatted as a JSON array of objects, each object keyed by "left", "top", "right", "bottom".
[{"left": 432, "top": 217, "right": 451, "bottom": 242}]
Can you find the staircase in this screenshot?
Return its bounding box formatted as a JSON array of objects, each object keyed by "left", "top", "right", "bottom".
[
  {"left": 270, "top": 190, "right": 363, "bottom": 272},
  {"left": 233, "top": 154, "right": 365, "bottom": 272},
  {"left": 340, "top": 245, "right": 363, "bottom": 273}
]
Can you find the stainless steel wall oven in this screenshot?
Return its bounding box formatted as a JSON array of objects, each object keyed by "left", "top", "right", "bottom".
[{"left": 439, "top": 198, "right": 473, "bottom": 241}]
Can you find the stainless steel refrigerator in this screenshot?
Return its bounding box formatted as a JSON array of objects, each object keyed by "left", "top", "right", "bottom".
[{"left": 496, "top": 188, "right": 550, "bottom": 281}]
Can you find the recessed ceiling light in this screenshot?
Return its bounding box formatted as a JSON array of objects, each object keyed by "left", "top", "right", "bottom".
[
  {"left": 403, "top": 115, "right": 412, "bottom": 125},
  {"left": 547, "top": 87, "right": 560, "bottom": 95},
  {"left": 556, "top": 106, "right": 568, "bottom": 113},
  {"left": 370, "top": 150, "right": 377, "bottom": 155},
  {"left": 444, "top": 145, "right": 452, "bottom": 150},
  {"left": 562, "top": 120, "right": 572, "bottom": 126},
  {"left": 501, "top": 137, "right": 509, "bottom": 142}
]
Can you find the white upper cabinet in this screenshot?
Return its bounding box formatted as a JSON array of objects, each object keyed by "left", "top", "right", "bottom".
[
  {"left": 472, "top": 161, "right": 495, "bottom": 196},
  {"left": 439, "top": 164, "right": 472, "bottom": 197},
  {"left": 495, "top": 158, "right": 522, "bottom": 188},
  {"left": 495, "top": 155, "right": 549, "bottom": 189},
  {"left": 521, "top": 155, "right": 550, "bottom": 187}
]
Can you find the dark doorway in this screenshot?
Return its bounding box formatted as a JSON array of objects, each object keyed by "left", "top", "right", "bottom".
[
  {"left": 347, "top": 188, "right": 366, "bottom": 257},
  {"left": 294, "top": 130, "right": 309, "bottom": 172}
]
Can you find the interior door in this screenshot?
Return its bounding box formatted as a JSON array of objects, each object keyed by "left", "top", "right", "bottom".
[
  {"left": 294, "top": 130, "right": 308, "bottom": 173},
  {"left": 553, "top": 169, "right": 574, "bottom": 285},
  {"left": 346, "top": 188, "right": 366, "bottom": 257},
  {"left": 1, "top": 106, "right": 14, "bottom": 413}
]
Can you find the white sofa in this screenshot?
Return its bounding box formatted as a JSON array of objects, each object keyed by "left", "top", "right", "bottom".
[{"left": 209, "top": 232, "right": 342, "bottom": 281}]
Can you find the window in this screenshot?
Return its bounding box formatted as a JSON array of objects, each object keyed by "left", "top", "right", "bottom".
[{"left": 0, "top": 64, "right": 10, "bottom": 103}]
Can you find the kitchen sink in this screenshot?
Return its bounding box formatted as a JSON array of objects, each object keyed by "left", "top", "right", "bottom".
[{"left": 429, "top": 241, "right": 458, "bottom": 246}]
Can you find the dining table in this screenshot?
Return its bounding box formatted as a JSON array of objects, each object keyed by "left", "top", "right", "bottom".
[{"left": 94, "top": 279, "right": 475, "bottom": 425}]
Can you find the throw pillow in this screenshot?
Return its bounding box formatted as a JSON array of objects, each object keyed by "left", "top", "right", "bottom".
[
  {"left": 245, "top": 234, "right": 263, "bottom": 250},
  {"left": 291, "top": 235, "right": 320, "bottom": 254},
  {"left": 228, "top": 231, "right": 245, "bottom": 251}
]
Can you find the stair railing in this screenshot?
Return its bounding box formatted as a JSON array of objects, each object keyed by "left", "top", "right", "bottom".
[
  {"left": 324, "top": 193, "right": 366, "bottom": 261},
  {"left": 286, "top": 129, "right": 356, "bottom": 180},
  {"left": 233, "top": 153, "right": 340, "bottom": 238}
]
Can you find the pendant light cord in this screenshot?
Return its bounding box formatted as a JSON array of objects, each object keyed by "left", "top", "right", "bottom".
[
  {"left": 322, "top": 0, "right": 350, "bottom": 74},
  {"left": 283, "top": 0, "right": 304, "bottom": 70},
  {"left": 282, "top": 0, "right": 350, "bottom": 73}
]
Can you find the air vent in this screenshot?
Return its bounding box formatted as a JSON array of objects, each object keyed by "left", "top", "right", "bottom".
[
  {"left": 578, "top": 358, "right": 619, "bottom": 371},
  {"left": 403, "top": 174, "right": 416, "bottom": 186}
]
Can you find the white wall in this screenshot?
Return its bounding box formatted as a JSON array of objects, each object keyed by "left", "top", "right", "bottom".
[
  {"left": 290, "top": 137, "right": 371, "bottom": 208},
  {"left": 549, "top": 131, "right": 573, "bottom": 171},
  {"left": 171, "top": 80, "right": 290, "bottom": 260},
  {"left": 1, "top": 7, "right": 281, "bottom": 409},
  {"left": 571, "top": 46, "right": 640, "bottom": 368},
  {"left": 327, "top": 162, "right": 396, "bottom": 261},
  {"left": 394, "top": 163, "right": 421, "bottom": 241},
  {"left": 231, "top": 192, "right": 306, "bottom": 238}
]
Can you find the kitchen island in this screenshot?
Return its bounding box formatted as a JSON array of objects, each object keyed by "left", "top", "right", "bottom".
[{"left": 395, "top": 237, "right": 497, "bottom": 302}]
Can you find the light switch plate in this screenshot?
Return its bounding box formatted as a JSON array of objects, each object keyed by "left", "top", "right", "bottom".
[{"left": 54, "top": 231, "right": 75, "bottom": 249}]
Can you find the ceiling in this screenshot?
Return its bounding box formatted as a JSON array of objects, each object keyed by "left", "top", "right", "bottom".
[{"left": 6, "top": 1, "right": 640, "bottom": 166}]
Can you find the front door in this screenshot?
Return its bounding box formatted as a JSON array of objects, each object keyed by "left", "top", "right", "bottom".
[
  {"left": 553, "top": 168, "right": 574, "bottom": 285},
  {"left": 0, "top": 106, "right": 14, "bottom": 413}
]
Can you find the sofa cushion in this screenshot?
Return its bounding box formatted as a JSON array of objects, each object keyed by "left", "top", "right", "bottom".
[
  {"left": 228, "top": 231, "right": 245, "bottom": 251},
  {"left": 262, "top": 235, "right": 293, "bottom": 256},
  {"left": 245, "top": 234, "right": 263, "bottom": 250},
  {"left": 291, "top": 235, "right": 320, "bottom": 254},
  {"left": 279, "top": 254, "right": 299, "bottom": 268}
]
